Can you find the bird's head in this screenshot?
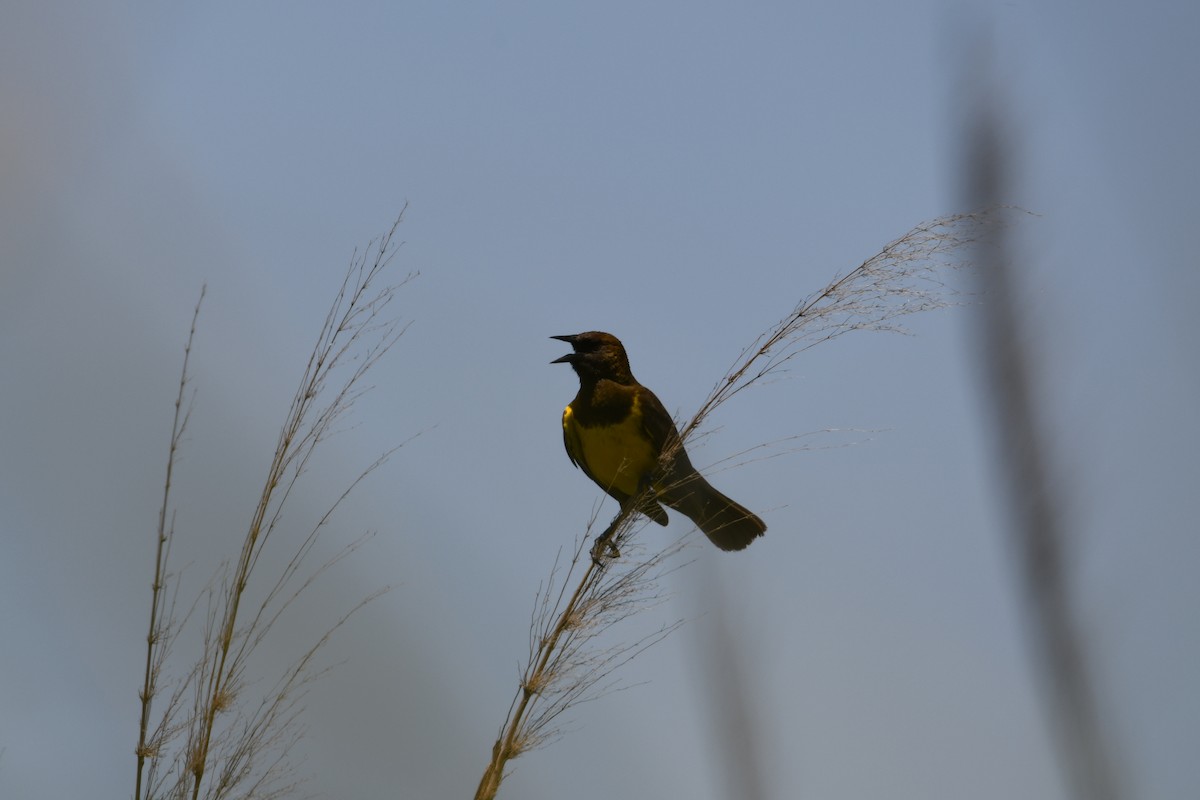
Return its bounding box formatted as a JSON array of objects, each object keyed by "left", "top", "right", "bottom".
[{"left": 551, "top": 331, "right": 636, "bottom": 384}]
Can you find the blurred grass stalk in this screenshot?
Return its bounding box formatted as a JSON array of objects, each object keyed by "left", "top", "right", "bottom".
[
  {"left": 964, "top": 82, "right": 1124, "bottom": 800},
  {"left": 135, "top": 211, "right": 412, "bottom": 800},
  {"left": 476, "top": 209, "right": 997, "bottom": 799}
]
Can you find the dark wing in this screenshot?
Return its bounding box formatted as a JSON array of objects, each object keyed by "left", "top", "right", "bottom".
[{"left": 633, "top": 384, "right": 694, "bottom": 476}]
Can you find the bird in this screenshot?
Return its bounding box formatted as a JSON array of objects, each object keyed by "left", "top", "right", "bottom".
[{"left": 551, "top": 331, "right": 766, "bottom": 551}]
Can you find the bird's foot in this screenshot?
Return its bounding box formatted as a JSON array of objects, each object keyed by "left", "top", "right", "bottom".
[{"left": 589, "top": 532, "right": 620, "bottom": 566}]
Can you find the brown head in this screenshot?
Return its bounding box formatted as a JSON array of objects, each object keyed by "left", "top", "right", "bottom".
[{"left": 550, "top": 331, "right": 637, "bottom": 385}]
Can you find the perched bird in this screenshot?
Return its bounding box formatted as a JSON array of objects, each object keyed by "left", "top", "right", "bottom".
[{"left": 552, "top": 331, "right": 766, "bottom": 551}]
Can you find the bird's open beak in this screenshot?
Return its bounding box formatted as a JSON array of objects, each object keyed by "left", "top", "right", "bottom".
[{"left": 550, "top": 334, "right": 577, "bottom": 364}]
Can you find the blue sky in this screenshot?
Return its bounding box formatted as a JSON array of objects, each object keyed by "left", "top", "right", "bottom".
[{"left": 2, "top": 2, "right": 1197, "bottom": 798}]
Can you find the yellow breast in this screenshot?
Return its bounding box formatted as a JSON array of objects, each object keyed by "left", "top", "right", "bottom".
[{"left": 564, "top": 398, "right": 657, "bottom": 497}]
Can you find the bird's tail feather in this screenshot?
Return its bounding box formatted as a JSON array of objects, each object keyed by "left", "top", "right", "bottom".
[{"left": 658, "top": 475, "right": 766, "bottom": 551}]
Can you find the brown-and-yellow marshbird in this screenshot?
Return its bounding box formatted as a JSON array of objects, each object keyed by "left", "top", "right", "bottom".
[{"left": 552, "top": 331, "right": 765, "bottom": 551}]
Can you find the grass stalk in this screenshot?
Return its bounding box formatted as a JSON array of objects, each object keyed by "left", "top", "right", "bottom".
[
  {"left": 136, "top": 286, "right": 205, "bottom": 800},
  {"left": 475, "top": 210, "right": 998, "bottom": 798},
  {"left": 135, "top": 210, "right": 413, "bottom": 800}
]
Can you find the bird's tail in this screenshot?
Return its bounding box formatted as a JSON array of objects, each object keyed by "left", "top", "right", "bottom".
[{"left": 657, "top": 473, "right": 766, "bottom": 551}]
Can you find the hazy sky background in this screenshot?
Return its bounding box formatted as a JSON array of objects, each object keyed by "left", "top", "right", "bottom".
[{"left": 2, "top": 2, "right": 1196, "bottom": 799}]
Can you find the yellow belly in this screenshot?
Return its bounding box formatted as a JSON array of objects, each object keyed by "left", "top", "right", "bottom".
[{"left": 566, "top": 403, "right": 658, "bottom": 497}]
